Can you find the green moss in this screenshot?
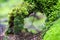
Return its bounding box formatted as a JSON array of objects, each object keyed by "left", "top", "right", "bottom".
[{"left": 43, "top": 19, "right": 60, "bottom": 40}]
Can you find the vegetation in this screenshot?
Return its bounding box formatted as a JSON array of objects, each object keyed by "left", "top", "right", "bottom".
[
  {"left": 0, "top": 0, "right": 60, "bottom": 40},
  {"left": 43, "top": 19, "right": 60, "bottom": 40},
  {"left": 6, "top": 0, "right": 60, "bottom": 37}
]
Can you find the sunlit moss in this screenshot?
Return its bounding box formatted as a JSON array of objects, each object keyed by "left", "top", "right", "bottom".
[{"left": 43, "top": 19, "right": 60, "bottom": 40}]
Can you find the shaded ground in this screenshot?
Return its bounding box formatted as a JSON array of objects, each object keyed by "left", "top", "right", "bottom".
[{"left": 7, "top": 32, "right": 42, "bottom": 40}]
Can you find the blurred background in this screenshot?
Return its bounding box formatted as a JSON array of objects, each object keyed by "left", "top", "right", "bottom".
[
  {"left": 0, "top": 0, "right": 23, "bottom": 28},
  {"left": 0, "top": 0, "right": 23, "bottom": 19},
  {"left": 0, "top": 0, "right": 23, "bottom": 40}
]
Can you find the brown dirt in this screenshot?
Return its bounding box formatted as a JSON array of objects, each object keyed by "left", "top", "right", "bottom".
[{"left": 8, "top": 32, "right": 42, "bottom": 40}]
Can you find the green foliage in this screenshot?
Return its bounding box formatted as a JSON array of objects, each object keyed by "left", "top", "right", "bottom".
[
  {"left": 6, "top": 2, "right": 35, "bottom": 34},
  {"left": 6, "top": 0, "right": 60, "bottom": 36},
  {"left": 24, "top": 0, "right": 58, "bottom": 12},
  {"left": 46, "top": 0, "right": 60, "bottom": 27},
  {"left": 24, "top": 0, "right": 59, "bottom": 24},
  {"left": 42, "top": 0, "right": 60, "bottom": 38},
  {"left": 13, "top": 2, "right": 35, "bottom": 34},
  {"left": 24, "top": 0, "right": 60, "bottom": 36},
  {"left": 43, "top": 19, "right": 60, "bottom": 40}
]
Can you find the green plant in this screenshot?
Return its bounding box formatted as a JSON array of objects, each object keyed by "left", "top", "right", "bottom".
[
  {"left": 6, "top": 0, "right": 60, "bottom": 37},
  {"left": 6, "top": 2, "right": 35, "bottom": 34},
  {"left": 24, "top": 0, "right": 59, "bottom": 25}
]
